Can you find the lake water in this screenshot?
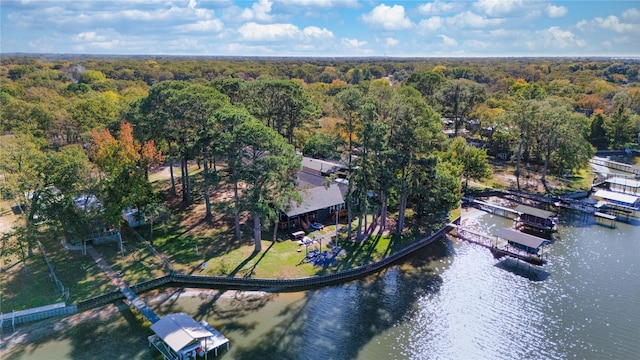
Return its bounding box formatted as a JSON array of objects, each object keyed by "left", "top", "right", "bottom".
[{"left": 4, "top": 207, "right": 639, "bottom": 360}]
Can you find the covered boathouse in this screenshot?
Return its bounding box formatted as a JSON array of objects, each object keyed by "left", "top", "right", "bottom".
[
  {"left": 494, "top": 228, "right": 551, "bottom": 265},
  {"left": 605, "top": 177, "right": 640, "bottom": 196},
  {"left": 592, "top": 189, "right": 640, "bottom": 221},
  {"left": 148, "top": 313, "right": 230, "bottom": 359},
  {"left": 514, "top": 204, "right": 558, "bottom": 232}
]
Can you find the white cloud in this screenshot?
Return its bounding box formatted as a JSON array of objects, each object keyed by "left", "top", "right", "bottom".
[
  {"left": 577, "top": 14, "right": 640, "bottom": 35},
  {"left": 599, "top": 15, "right": 639, "bottom": 34},
  {"left": 384, "top": 37, "right": 399, "bottom": 47},
  {"left": 237, "top": 22, "right": 334, "bottom": 42},
  {"left": 360, "top": 4, "right": 413, "bottom": 30},
  {"left": 73, "top": 31, "right": 107, "bottom": 42},
  {"left": 418, "top": 17, "right": 443, "bottom": 32},
  {"left": 540, "top": 26, "right": 585, "bottom": 49},
  {"left": 622, "top": 8, "right": 640, "bottom": 21},
  {"left": 341, "top": 38, "right": 367, "bottom": 48},
  {"left": 418, "top": 0, "right": 460, "bottom": 16},
  {"left": 464, "top": 39, "right": 489, "bottom": 50},
  {"left": 277, "top": 0, "right": 359, "bottom": 8},
  {"left": 446, "top": 11, "right": 504, "bottom": 28},
  {"left": 546, "top": 4, "right": 567, "bottom": 18},
  {"left": 240, "top": 0, "right": 273, "bottom": 22},
  {"left": 302, "top": 26, "right": 334, "bottom": 38},
  {"left": 473, "top": 0, "right": 524, "bottom": 17},
  {"left": 438, "top": 34, "right": 458, "bottom": 46},
  {"left": 238, "top": 22, "right": 298, "bottom": 41},
  {"left": 175, "top": 19, "right": 224, "bottom": 32}
]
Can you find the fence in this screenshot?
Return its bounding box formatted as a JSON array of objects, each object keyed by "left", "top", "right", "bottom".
[
  {"left": 129, "top": 229, "right": 174, "bottom": 273},
  {"left": 1, "top": 302, "right": 77, "bottom": 333},
  {"left": 37, "top": 241, "right": 69, "bottom": 301}
]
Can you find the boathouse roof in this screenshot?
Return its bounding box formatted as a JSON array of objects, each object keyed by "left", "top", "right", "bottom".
[
  {"left": 593, "top": 189, "right": 639, "bottom": 206},
  {"left": 514, "top": 204, "right": 555, "bottom": 219},
  {"left": 151, "top": 313, "right": 215, "bottom": 353},
  {"left": 605, "top": 177, "right": 640, "bottom": 189},
  {"left": 496, "top": 228, "right": 549, "bottom": 249}
]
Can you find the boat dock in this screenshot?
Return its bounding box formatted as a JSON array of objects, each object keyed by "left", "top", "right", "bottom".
[
  {"left": 87, "top": 246, "right": 229, "bottom": 358},
  {"left": 463, "top": 197, "right": 520, "bottom": 220},
  {"left": 594, "top": 212, "right": 616, "bottom": 228},
  {"left": 590, "top": 157, "right": 640, "bottom": 176},
  {"left": 449, "top": 224, "right": 549, "bottom": 266}
]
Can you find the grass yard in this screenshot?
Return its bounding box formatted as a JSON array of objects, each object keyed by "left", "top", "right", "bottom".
[{"left": 0, "top": 250, "right": 64, "bottom": 311}]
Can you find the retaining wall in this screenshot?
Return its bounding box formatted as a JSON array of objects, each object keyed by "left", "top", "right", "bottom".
[{"left": 76, "top": 222, "right": 455, "bottom": 312}]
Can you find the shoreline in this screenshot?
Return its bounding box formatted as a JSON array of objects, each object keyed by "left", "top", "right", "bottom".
[{"left": 0, "top": 288, "right": 267, "bottom": 353}]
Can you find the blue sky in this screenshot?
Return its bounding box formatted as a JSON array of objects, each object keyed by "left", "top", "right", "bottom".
[{"left": 1, "top": 0, "right": 638, "bottom": 57}]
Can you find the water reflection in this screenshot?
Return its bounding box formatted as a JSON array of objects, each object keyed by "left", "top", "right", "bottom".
[{"left": 494, "top": 258, "right": 551, "bottom": 281}]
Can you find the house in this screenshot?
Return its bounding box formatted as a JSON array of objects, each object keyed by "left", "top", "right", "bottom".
[
  {"left": 278, "top": 157, "right": 349, "bottom": 230},
  {"left": 279, "top": 183, "right": 346, "bottom": 230}
]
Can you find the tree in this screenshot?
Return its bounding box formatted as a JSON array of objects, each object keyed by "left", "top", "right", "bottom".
[
  {"left": 604, "top": 105, "right": 639, "bottom": 149},
  {"left": 588, "top": 111, "right": 609, "bottom": 149},
  {"left": 236, "top": 115, "right": 301, "bottom": 252},
  {"left": 436, "top": 79, "right": 485, "bottom": 136},
  {"left": 0, "top": 133, "right": 91, "bottom": 268},
  {"left": 302, "top": 132, "right": 342, "bottom": 160},
  {"left": 138, "top": 81, "right": 192, "bottom": 197},
  {"left": 335, "top": 87, "right": 364, "bottom": 241},
  {"left": 90, "top": 123, "right": 155, "bottom": 226},
  {"left": 411, "top": 158, "right": 461, "bottom": 222},
  {"left": 404, "top": 70, "right": 445, "bottom": 104},
  {"left": 387, "top": 87, "right": 446, "bottom": 233},
  {"left": 138, "top": 81, "right": 229, "bottom": 210},
  {"left": 446, "top": 137, "right": 492, "bottom": 189},
  {"left": 244, "top": 79, "right": 320, "bottom": 145},
  {"left": 507, "top": 98, "right": 541, "bottom": 191}
]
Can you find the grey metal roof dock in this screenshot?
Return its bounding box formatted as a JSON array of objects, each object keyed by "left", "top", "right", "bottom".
[{"left": 496, "top": 228, "right": 550, "bottom": 250}]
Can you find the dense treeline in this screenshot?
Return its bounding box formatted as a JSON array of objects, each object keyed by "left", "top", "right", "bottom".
[{"left": 1, "top": 55, "right": 639, "bottom": 266}]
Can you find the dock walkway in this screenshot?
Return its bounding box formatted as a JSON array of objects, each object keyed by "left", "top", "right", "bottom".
[{"left": 86, "top": 246, "right": 160, "bottom": 324}]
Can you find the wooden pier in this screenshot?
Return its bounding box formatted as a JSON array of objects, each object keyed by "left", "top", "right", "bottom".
[
  {"left": 463, "top": 197, "right": 520, "bottom": 220},
  {"left": 450, "top": 224, "right": 549, "bottom": 266}
]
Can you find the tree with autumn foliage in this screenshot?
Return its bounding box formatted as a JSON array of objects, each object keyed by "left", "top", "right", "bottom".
[{"left": 90, "top": 122, "right": 161, "bottom": 225}]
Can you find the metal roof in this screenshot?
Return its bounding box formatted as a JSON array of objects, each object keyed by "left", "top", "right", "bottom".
[
  {"left": 605, "top": 177, "right": 640, "bottom": 188},
  {"left": 496, "top": 228, "right": 549, "bottom": 249},
  {"left": 514, "top": 204, "right": 555, "bottom": 219},
  {"left": 593, "top": 189, "right": 639, "bottom": 205},
  {"left": 286, "top": 183, "right": 345, "bottom": 217},
  {"left": 301, "top": 157, "right": 346, "bottom": 174},
  {"left": 150, "top": 313, "right": 215, "bottom": 353}
]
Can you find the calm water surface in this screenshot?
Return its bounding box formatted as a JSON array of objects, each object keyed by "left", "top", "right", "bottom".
[{"left": 7, "top": 208, "right": 640, "bottom": 360}]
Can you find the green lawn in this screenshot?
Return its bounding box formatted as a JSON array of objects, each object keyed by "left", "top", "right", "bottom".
[{"left": 0, "top": 251, "right": 64, "bottom": 311}]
